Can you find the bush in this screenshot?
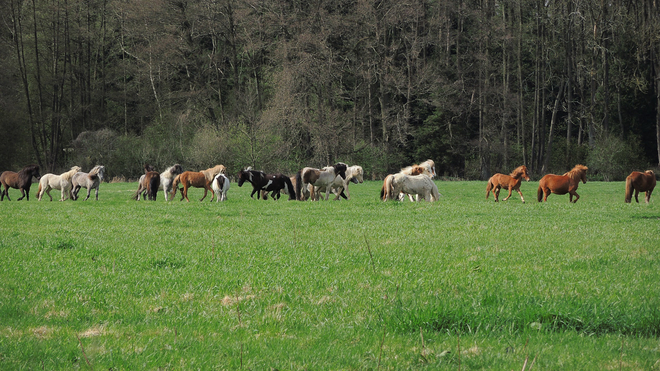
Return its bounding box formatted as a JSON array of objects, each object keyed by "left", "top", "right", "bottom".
[{"left": 586, "top": 134, "right": 646, "bottom": 181}]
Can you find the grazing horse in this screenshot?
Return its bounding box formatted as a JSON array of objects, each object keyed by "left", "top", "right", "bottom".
[
  {"left": 0, "top": 164, "right": 41, "bottom": 201},
  {"left": 537, "top": 164, "right": 588, "bottom": 203},
  {"left": 212, "top": 173, "right": 231, "bottom": 202},
  {"left": 238, "top": 167, "right": 296, "bottom": 200},
  {"left": 72, "top": 165, "right": 105, "bottom": 201},
  {"left": 295, "top": 163, "right": 347, "bottom": 201},
  {"left": 625, "top": 170, "right": 656, "bottom": 203},
  {"left": 486, "top": 165, "right": 530, "bottom": 203},
  {"left": 134, "top": 164, "right": 158, "bottom": 201},
  {"left": 171, "top": 171, "right": 214, "bottom": 202},
  {"left": 390, "top": 173, "right": 441, "bottom": 202},
  {"left": 37, "top": 166, "right": 82, "bottom": 201},
  {"left": 380, "top": 165, "right": 432, "bottom": 201},
  {"left": 160, "top": 164, "right": 183, "bottom": 201}
]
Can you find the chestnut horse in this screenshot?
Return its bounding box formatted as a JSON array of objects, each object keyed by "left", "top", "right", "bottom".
[
  {"left": 537, "top": 164, "right": 588, "bottom": 203},
  {"left": 625, "top": 170, "right": 656, "bottom": 203},
  {"left": 171, "top": 171, "right": 214, "bottom": 202},
  {"left": 133, "top": 164, "right": 158, "bottom": 201},
  {"left": 0, "top": 164, "right": 41, "bottom": 201},
  {"left": 486, "top": 165, "right": 530, "bottom": 203}
]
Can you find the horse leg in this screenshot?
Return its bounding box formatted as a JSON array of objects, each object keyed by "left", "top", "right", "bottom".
[
  {"left": 634, "top": 190, "right": 640, "bottom": 203},
  {"left": 516, "top": 188, "right": 525, "bottom": 203},
  {"left": 646, "top": 189, "right": 653, "bottom": 203},
  {"left": 502, "top": 187, "right": 513, "bottom": 202},
  {"left": 202, "top": 184, "right": 213, "bottom": 202},
  {"left": 183, "top": 185, "right": 190, "bottom": 202},
  {"left": 570, "top": 191, "right": 580, "bottom": 203},
  {"left": 85, "top": 187, "right": 92, "bottom": 201},
  {"left": 494, "top": 187, "right": 500, "bottom": 202},
  {"left": 46, "top": 188, "right": 53, "bottom": 201}
]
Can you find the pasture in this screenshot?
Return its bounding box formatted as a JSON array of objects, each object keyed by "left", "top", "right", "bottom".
[{"left": 0, "top": 180, "right": 658, "bottom": 370}]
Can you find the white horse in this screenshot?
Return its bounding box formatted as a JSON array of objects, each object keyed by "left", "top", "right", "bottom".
[
  {"left": 315, "top": 165, "right": 364, "bottom": 200},
  {"left": 390, "top": 173, "right": 441, "bottom": 202},
  {"left": 160, "top": 164, "right": 183, "bottom": 201},
  {"left": 381, "top": 164, "right": 433, "bottom": 201},
  {"left": 295, "top": 163, "right": 348, "bottom": 201},
  {"left": 37, "top": 166, "right": 82, "bottom": 201},
  {"left": 71, "top": 165, "right": 105, "bottom": 201},
  {"left": 212, "top": 173, "right": 230, "bottom": 202}
]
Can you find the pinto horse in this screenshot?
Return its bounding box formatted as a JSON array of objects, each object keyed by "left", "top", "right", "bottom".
[
  {"left": 537, "top": 164, "right": 588, "bottom": 203},
  {"left": 295, "top": 163, "right": 347, "bottom": 201},
  {"left": 625, "top": 170, "right": 656, "bottom": 203},
  {"left": 72, "top": 165, "right": 105, "bottom": 201},
  {"left": 238, "top": 168, "right": 296, "bottom": 200},
  {"left": 171, "top": 171, "right": 214, "bottom": 202},
  {"left": 380, "top": 165, "right": 432, "bottom": 201},
  {"left": 37, "top": 166, "right": 82, "bottom": 201},
  {"left": 212, "top": 173, "right": 231, "bottom": 202},
  {"left": 0, "top": 164, "right": 41, "bottom": 201},
  {"left": 486, "top": 165, "right": 530, "bottom": 203}
]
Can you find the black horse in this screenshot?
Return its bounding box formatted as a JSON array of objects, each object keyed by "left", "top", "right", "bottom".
[
  {"left": 0, "top": 164, "right": 41, "bottom": 201},
  {"left": 237, "top": 168, "right": 296, "bottom": 200}
]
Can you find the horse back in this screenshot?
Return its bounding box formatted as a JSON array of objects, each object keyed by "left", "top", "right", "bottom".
[{"left": 539, "top": 174, "right": 571, "bottom": 194}]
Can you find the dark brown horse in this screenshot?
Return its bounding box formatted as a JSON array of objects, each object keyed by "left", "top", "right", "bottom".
[
  {"left": 171, "top": 171, "right": 214, "bottom": 202},
  {"left": 486, "top": 165, "right": 530, "bottom": 203},
  {"left": 0, "top": 164, "right": 41, "bottom": 201},
  {"left": 625, "top": 170, "right": 656, "bottom": 203},
  {"left": 537, "top": 164, "right": 588, "bottom": 203}
]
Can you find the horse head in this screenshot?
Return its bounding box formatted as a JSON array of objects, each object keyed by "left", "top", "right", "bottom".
[
  {"left": 513, "top": 165, "right": 530, "bottom": 181},
  {"left": 171, "top": 164, "right": 183, "bottom": 176},
  {"left": 237, "top": 170, "right": 249, "bottom": 187},
  {"left": 350, "top": 166, "right": 364, "bottom": 184},
  {"left": 577, "top": 165, "right": 588, "bottom": 184},
  {"left": 25, "top": 165, "right": 41, "bottom": 180}
]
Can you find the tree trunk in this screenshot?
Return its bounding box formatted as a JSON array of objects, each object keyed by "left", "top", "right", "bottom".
[{"left": 543, "top": 81, "right": 565, "bottom": 173}]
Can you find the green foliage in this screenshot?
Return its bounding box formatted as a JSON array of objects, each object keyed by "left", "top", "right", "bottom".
[{"left": 587, "top": 134, "right": 647, "bottom": 181}]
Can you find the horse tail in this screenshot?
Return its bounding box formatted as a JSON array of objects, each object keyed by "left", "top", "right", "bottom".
[
  {"left": 485, "top": 178, "right": 492, "bottom": 199},
  {"left": 537, "top": 184, "right": 543, "bottom": 202},
  {"left": 37, "top": 182, "right": 42, "bottom": 198},
  {"left": 284, "top": 176, "right": 296, "bottom": 200},
  {"left": 149, "top": 174, "right": 160, "bottom": 201},
  {"left": 380, "top": 175, "right": 392, "bottom": 201},
  {"left": 295, "top": 170, "right": 303, "bottom": 201},
  {"left": 624, "top": 174, "right": 634, "bottom": 203}
]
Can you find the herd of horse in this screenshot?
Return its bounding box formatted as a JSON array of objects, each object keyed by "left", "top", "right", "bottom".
[{"left": 0, "top": 162, "right": 656, "bottom": 204}]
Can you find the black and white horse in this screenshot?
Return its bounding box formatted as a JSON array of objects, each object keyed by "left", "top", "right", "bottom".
[{"left": 237, "top": 167, "right": 296, "bottom": 200}]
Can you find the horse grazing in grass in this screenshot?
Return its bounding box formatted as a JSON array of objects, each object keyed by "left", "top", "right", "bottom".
[
  {"left": 486, "top": 165, "right": 530, "bottom": 203},
  {"left": 171, "top": 171, "right": 214, "bottom": 202},
  {"left": 238, "top": 167, "right": 296, "bottom": 200},
  {"left": 295, "top": 163, "right": 347, "bottom": 201},
  {"left": 72, "top": 165, "right": 105, "bottom": 201},
  {"left": 537, "top": 164, "right": 588, "bottom": 203},
  {"left": 160, "top": 164, "right": 183, "bottom": 201},
  {"left": 380, "top": 165, "right": 432, "bottom": 201},
  {"left": 212, "top": 173, "right": 231, "bottom": 202},
  {"left": 0, "top": 164, "right": 41, "bottom": 201},
  {"left": 37, "top": 166, "right": 82, "bottom": 201},
  {"left": 391, "top": 173, "right": 441, "bottom": 202},
  {"left": 625, "top": 170, "right": 656, "bottom": 203},
  {"left": 134, "top": 164, "right": 159, "bottom": 201}
]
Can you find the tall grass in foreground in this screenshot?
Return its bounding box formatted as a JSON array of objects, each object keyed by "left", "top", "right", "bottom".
[{"left": 0, "top": 180, "right": 658, "bottom": 369}]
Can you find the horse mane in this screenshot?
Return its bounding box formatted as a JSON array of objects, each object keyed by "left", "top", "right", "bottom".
[
  {"left": 19, "top": 165, "right": 40, "bottom": 181},
  {"left": 88, "top": 165, "right": 104, "bottom": 181},
  {"left": 60, "top": 166, "right": 82, "bottom": 182},
  {"left": 645, "top": 170, "right": 655, "bottom": 176},
  {"left": 563, "top": 164, "right": 588, "bottom": 180},
  {"left": 509, "top": 165, "right": 528, "bottom": 179}
]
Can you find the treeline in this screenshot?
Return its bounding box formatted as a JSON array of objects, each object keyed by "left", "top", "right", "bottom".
[{"left": 1, "top": 0, "right": 659, "bottom": 180}]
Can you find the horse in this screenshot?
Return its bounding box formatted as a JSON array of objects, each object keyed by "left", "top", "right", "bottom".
[
  {"left": 323, "top": 165, "right": 364, "bottom": 200},
  {"left": 625, "top": 170, "right": 656, "bottom": 203},
  {"left": 71, "top": 165, "right": 105, "bottom": 201},
  {"left": 537, "top": 164, "right": 588, "bottom": 203},
  {"left": 295, "top": 163, "right": 347, "bottom": 201},
  {"left": 212, "top": 173, "right": 231, "bottom": 202},
  {"left": 485, "top": 165, "right": 530, "bottom": 203},
  {"left": 417, "top": 159, "right": 437, "bottom": 179},
  {"left": 0, "top": 164, "right": 41, "bottom": 201},
  {"left": 200, "top": 165, "right": 227, "bottom": 182},
  {"left": 37, "top": 166, "right": 82, "bottom": 201},
  {"left": 171, "top": 171, "right": 214, "bottom": 202},
  {"left": 380, "top": 165, "right": 432, "bottom": 201},
  {"left": 238, "top": 167, "right": 296, "bottom": 200},
  {"left": 133, "top": 164, "right": 158, "bottom": 201},
  {"left": 160, "top": 164, "right": 183, "bottom": 201},
  {"left": 390, "top": 173, "right": 441, "bottom": 202}
]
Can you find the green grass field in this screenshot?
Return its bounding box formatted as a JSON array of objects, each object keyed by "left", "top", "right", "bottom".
[{"left": 1, "top": 180, "right": 658, "bottom": 370}]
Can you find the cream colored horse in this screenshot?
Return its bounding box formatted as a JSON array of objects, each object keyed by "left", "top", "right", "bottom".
[
  {"left": 200, "top": 165, "right": 227, "bottom": 182},
  {"left": 381, "top": 165, "right": 433, "bottom": 201},
  {"left": 390, "top": 173, "right": 441, "bottom": 202},
  {"left": 37, "top": 166, "right": 82, "bottom": 201}
]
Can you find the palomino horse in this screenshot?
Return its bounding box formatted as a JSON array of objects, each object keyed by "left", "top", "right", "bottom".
[
  {"left": 295, "top": 163, "right": 347, "bottom": 201},
  {"left": 212, "top": 173, "right": 230, "bottom": 202},
  {"left": 0, "top": 164, "right": 41, "bottom": 201},
  {"left": 380, "top": 165, "right": 432, "bottom": 201},
  {"left": 171, "top": 171, "right": 214, "bottom": 202},
  {"left": 390, "top": 173, "right": 441, "bottom": 202},
  {"left": 238, "top": 167, "right": 296, "bottom": 200},
  {"left": 133, "top": 164, "right": 159, "bottom": 201},
  {"left": 625, "top": 170, "right": 656, "bottom": 203},
  {"left": 201, "top": 165, "right": 227, "bottom": 182},
  {"left": 37, "top": 166, "right": 82, "bottom": 201},
  {"left": 160, "top": 164, "right": 183, "bottom": 201},
  {"left": 72, "top": 165, "right": 105, "bottom": 201},
  {"left": 537, "top": 164, "right": 588, "bottom": 203},
  {"left": 486, "top": 165, "right": 530, "bottom": 203}
]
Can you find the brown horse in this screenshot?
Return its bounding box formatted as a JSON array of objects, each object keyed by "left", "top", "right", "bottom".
[
  {"left": 625, "top": 170, "right": 656, "bottom": 203},
  {"left": 486, "top": 165, "right": 530, "bottom": 203},
  {"left": 0, "top": 164, "right": 41, "bottom": 201},
  {"left": 133, "top": 164, "right": 159, "bottom": 201},
  {"left": 537, "top": 164, "right": 588, "bottom": 203},
  {"left": 171, "top": 171, "right": 214, "bottom": 202},
  {"left": 380, "top": 165, "right": 432, "bottom": 201}
]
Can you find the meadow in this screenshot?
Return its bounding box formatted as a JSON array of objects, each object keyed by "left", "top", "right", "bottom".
[{"left": 0, "top": 179, "right": 658, "bottom": 370}]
